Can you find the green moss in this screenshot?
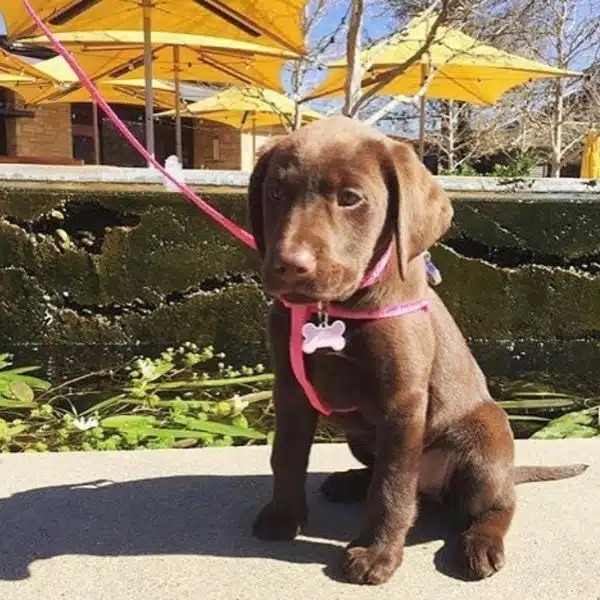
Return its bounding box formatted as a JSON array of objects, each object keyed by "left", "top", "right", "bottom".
[
  {"left": 433, "top": 245, "right": 600, "bottom": 339},
  {"left": 448, "top": 200, "right": 600, "bottom": 258},
  {"left": 0, "top": 268, "right": 48, "bottom": 343},
  {"left": 1, "top": 185, "right": 599, "bottom": 372},
  {"left": 121, "top": 283, "right": 270, "bottom": 365}
]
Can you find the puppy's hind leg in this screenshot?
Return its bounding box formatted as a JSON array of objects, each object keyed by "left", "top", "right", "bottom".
[{"left": 321, "top": 435, "right": 374, "bottom": 503}]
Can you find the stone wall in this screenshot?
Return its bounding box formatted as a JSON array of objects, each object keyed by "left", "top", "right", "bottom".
[
  {"left": 0, "top": 178, "right": 598, "bottom": 393},
  {"left": 5, "top": 102, "right": 72, "bottom": 160}
]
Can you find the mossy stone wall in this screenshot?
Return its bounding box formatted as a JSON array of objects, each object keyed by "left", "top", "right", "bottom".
[{"left": 1, "top": 184, "right": 598, "bottom": 385}]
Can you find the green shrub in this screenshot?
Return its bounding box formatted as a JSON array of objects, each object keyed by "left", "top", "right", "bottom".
[
  {"left": 491, "top": 152, "right": 538, "bottom": 178},
  {"left": 0, "top": 346, "right": 273, "bottom": 452},
  {"left": 439, "top": 162, "right": 479, "bottom": 177}
]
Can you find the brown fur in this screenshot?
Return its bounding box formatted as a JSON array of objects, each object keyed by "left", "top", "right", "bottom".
[{"left": 248, "top": 115, "right": 588, "bottom": 585}]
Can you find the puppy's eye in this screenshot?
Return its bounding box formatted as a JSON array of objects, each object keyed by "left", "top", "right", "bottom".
[{"left": 337, "top": 190, "right": 363, "bottom": 208}]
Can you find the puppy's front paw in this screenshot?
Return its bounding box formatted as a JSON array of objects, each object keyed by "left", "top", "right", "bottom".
[
  {"left": 462, "top": 532, "right": 505, "bottom": 579},
  {"left": 252, "top": 503, "right": 305, "bottom": 541},
  {"left": 342, "top": 545, "right": 401, "bottom": 585}
]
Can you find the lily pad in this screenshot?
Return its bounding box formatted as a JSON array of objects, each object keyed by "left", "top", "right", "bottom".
[
  {"left": 531, "top": 407, "right": 600, "bottom": 439},
  {"left": 9, "top": 381, "right": 35, "bottom": 404}
]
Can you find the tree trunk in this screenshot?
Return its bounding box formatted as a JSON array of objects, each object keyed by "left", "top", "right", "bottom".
[
  {"left": 293, "top": 103, "right": 302, "bottom": 131},
  {"left": 343, "top": 0, "right": 364, "bottom": 118},
  {"left": 447, "top": 100, "right": 456, "bottom": 172},
  {"left": 550, "top": 0, "right": 568, "bottom": 178}
]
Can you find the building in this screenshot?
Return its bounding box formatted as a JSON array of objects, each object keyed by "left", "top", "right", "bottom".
[{"left": 0, "top": 88, "right": 274, "bottom": 170}]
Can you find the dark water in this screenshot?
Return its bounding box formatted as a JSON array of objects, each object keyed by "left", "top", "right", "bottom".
[{"left": 5, "top": 337, "right": 598, "bottom": 397}]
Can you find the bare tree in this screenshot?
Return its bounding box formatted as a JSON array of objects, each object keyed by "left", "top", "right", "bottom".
[
  {"left": 516, "top": 0, "right": 600, "bottom": 176},
  {"left": 342, "top": 0, "right": 453, "bottom": 117},
  {"left": 283, "top": 0, "right": 349, "bottom": 128}
]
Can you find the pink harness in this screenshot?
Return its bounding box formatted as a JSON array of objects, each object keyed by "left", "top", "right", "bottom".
[{"left": 281, "top": 244, "right": 429, "bottom": 416}]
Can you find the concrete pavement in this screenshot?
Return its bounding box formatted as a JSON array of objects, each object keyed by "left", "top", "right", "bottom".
[{"left": 0, "top": 441, "right": 598, "bottom": 600}]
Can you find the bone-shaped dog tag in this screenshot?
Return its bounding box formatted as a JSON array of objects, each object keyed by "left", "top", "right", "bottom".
[{"left": 301, "top": 320, "right": 346, "bottom": 354}]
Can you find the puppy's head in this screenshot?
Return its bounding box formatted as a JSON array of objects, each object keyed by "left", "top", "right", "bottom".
[{"left": 248, "top": 115, "right": 453, "bottom": 303}]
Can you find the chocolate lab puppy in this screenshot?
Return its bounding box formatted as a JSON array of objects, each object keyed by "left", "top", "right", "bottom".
[{"left": 247, "top": 115, "right": 587, "bottom": 585}]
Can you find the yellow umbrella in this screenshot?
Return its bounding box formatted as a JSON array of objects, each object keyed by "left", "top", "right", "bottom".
[
  {"left": 172, "top": 86, "right": 322, "bottom": 127},
  {"left": 2, "top": 56, "right": 181, "bottom": 106},
  {"left": 160, "top": 86, "right": 322, "bottom": 159},
  {"left": 8, "top": 0, "right": 306, "bottom": 160},
  {"left": 580, "top": 132, "right": 600, "bottom": 179},
  {"left": 22, "top": 31, "right": 297, "bottom": 94},
  {"left": 21, "top": 31, "right": 298, "bottom": 160},
  {"left": 309, "top": 13, "right": 581, "bottom": 157},
  {"left": 5, "top": 0, "right": 306, "bottom": 54}
]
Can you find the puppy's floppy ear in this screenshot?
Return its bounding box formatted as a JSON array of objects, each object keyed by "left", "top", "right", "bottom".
[
  {"left": 384, "top": 139, "right": 453, "bottom": 280},
  {"left": 247, "top": 136, "right": 283, "bottom": 257}
]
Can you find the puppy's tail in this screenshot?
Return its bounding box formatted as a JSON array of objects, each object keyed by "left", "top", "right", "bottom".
[{"left": 514, "top": 464, "right": 588, "bottom": 485}]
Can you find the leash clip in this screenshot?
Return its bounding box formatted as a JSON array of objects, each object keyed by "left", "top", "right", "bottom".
[
  {"left": 424, "top": 251, "right": 442, "bottom": 286},
  {"left": 317, "top": 301, "right": 329, "bottom": 326}
]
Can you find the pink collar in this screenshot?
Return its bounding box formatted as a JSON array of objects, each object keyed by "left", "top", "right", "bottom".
[{"left": 282, "top": 243, "right": 430, "bottom": 416}]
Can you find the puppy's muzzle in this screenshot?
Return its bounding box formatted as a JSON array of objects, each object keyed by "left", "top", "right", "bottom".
[{"left": 263, "top": 245, "right": 317, "bottom": 297}]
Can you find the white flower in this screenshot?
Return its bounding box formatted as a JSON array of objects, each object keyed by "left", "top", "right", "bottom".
[
  {"left": 231, "top": 394, "right": 249, "bottom": 413},
  {"left": 73, "top": 417, "right": 99, "bottom": 431}
]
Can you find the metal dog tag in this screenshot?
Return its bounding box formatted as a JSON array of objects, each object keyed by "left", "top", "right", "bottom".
[{"left": 301, "top": 302, "right": 346, "bottom": 354}]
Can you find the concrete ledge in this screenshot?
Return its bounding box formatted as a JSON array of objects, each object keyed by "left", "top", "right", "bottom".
[
  {"left": 1, "top": 164, "right": 600, "bottom": 198},
  {"left": 0, "top": 441, "right": 598, "bottom": 599}
]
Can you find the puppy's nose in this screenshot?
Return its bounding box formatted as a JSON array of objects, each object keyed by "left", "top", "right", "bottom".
[{"left": 274, "top": 247, "right": 316, "bottom": 280}]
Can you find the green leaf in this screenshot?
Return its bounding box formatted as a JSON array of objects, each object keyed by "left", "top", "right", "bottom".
[
  {"left": 0, "top": 354, "right": 13, "bottom": 369},
  {"left": 0, "top": 366, "right": 42, "bottom": 375},
  {"left": 507, "top": 415, "right": 551, "bottom": 423},
  {"left": 9, "top": 381, "right": 35, "bottom": 403},
  {"left": 496, "top": 398, "right": 578, "bottom": 410},
  {"left": 101, "top": 415, "right": 158, "bottom": 429},
  {"left": 7, "top": 423, "right": 27, "bottom": 436},
  {"left": 124, "top": 427, "right": 213, "bottom": 441},
  {"left": 152, "top": 373, "right": 274, "bottom": 391},
  {"left": 146, "top": 360, "right": 175, "bottom": 382},
  {"left": 504, "top": 392, "right": 580, "bottom": 400},
  {"left": 182, "top": 417, "right": 266, "bottom": 440},
  {"left": 0, "top": 397, "right": 37, "bottom": 408},
  {"left": 1, "top": 374, "right": 52, "bottom": 391}
]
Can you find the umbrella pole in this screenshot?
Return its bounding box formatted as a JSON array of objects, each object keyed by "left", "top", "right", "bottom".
[
  {"left": 418, "top": 63, "right": 427, "bottom": 161},
  {"left": 92, "top": 99, "right": 101, "bottom": 165},
  {"left": 252, "top": 116, "right": 256, "bottom": 166},
  {"left": 173, "top": 45, "right": 183, "bottom": 164},
  {"left": 142, "top": 0, "right": 155, "bottom": 162}
]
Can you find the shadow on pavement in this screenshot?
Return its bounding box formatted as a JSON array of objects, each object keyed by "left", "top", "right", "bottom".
[{"left": 0, "top": 472, "right": 462, "bottom": 582}]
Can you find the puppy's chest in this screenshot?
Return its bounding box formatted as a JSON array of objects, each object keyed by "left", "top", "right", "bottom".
[{"left": 303, "top": 321, "right": 391, "bottom": 415}]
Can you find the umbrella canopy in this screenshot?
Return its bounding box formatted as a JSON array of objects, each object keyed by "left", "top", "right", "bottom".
[
  {"left": 0, "top": 46, "right": 54, "bottom": 83},
  {"left": 0, "top": 56, "right": 184, "bottom": 109},
  {"left": 163, "top": 86, "right": 323, "bottom": 129},
  {"left": 580, "top": 132, "right": 600, "bottom": 179},
  {"left": 52, "top": 79, "right": 185, "bottom": 108},
  {"left": 309, "top": 13, "right": 581, "bottom": 104},
  {"left": 21, "top": 30, "right": 297, "bottom": 104},
  {"left": 4, "top": 0, "right": 306, "bottom": 54}
]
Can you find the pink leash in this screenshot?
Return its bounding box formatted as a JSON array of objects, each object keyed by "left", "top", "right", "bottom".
[{"left": 23, "top": 0, "right": 432, "bottom": 417}]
